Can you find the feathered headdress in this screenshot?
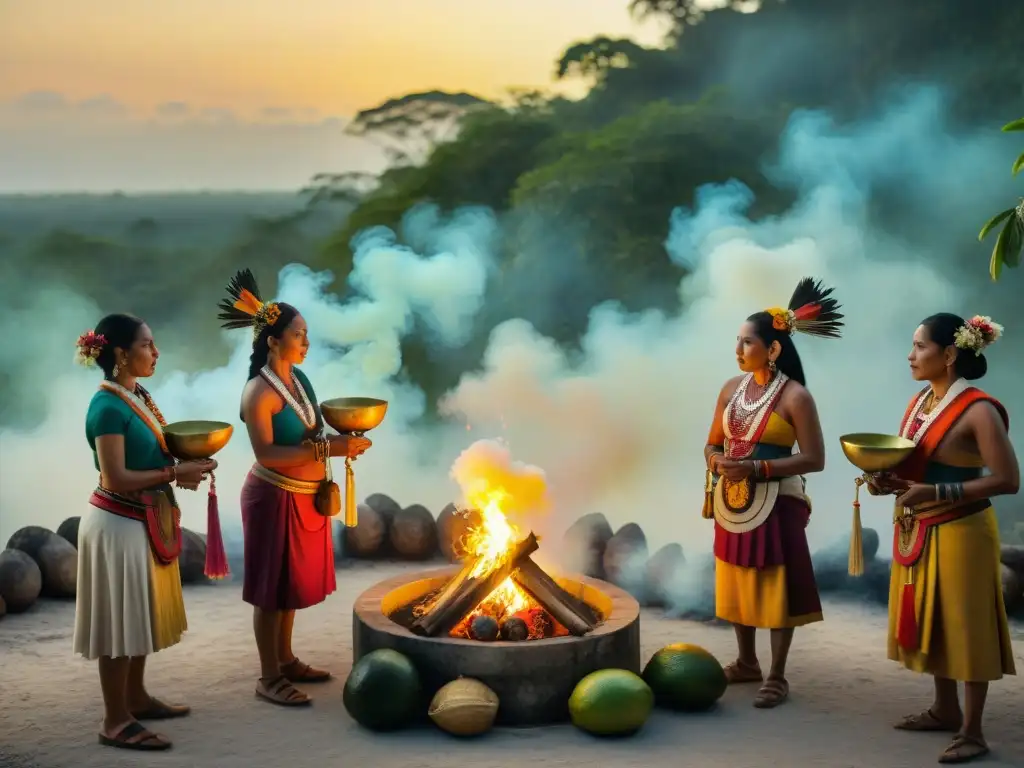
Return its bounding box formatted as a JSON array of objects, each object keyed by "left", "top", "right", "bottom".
[
  {"left": 763, "top": 277, "right": 844, "bottom": 339},
  {"left": 217, "top": 269, "right": 281, "bottom": 341}
]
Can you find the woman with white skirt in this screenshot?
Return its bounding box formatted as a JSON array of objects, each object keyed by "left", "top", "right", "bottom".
[{"left": 73, "top": 314, "right": 216, "bottom": 751}]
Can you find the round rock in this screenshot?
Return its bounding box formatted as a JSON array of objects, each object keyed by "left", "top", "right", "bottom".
[
  {"left": 365, "top": 493, "right": 402, "bottom": 528},
  {"left": 390, "top": 505, "right": 438, "bottom": 560},
  {"left": 56, "top": 517, "right": 81, "bottom": 549},
  {"left": 6, "top": 525, "right": 56, "bottom": 560},
  {"left": 346, "top": 504, "right": 387, "bottom": 558},
  {"left": 562, "top": 513, "right": 614, "bottom": 579},
  {"left": 436, "top": 503, "right": 481, "bottom": 562},
  {"left": 37, "top": 535, "right": 77, "bottom": 598},
  {"left": 179, "top": 528, "right": 208, "bottom": 584},
  {"left": 644, "top": 543, "right": 686, "bottom": 608},
  {"left": 1001, "top": 564, "right": 1022, "bottom": 614},
  {"left": 602, "top": 523, "right": 648, "bottom": 593},
  {"left": 0, "top": 548, "right": 43, "bottom": 613}
]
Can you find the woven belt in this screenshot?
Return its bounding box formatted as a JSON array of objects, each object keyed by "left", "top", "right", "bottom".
[{"left": 250, "top": 464, "right": 321, "bottom": 495}]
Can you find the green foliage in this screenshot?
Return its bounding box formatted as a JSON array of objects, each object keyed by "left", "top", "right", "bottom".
[
  {"left": 979, "top": 117, "right": 1024, "bottom": 281},
  {"left": 344, "top": 90, "right": 492, "bottom": 166},
  {"left": 510, "top": 96, "right": 788, "bottom": 285},
  {"left": 555, "top": 37, "right": 652, "bottom": 82}
]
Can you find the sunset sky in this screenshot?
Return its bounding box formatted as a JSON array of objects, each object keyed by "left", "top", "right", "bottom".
[{"left": 1, "top": 0, "right": 671, "bottom": 192}]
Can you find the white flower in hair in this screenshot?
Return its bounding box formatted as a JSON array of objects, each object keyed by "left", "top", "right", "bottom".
[{"left": 953, "top": 315, "right": 1003, "bottom": 356}]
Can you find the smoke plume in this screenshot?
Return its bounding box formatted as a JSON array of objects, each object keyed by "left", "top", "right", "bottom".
[{"left": 1, "top": 87, "right": 1020, "bottom": 616}]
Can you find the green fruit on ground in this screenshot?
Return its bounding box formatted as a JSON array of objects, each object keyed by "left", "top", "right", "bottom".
[
  {"left": 568, "top": 668, "right": 654, "bottom": 736},
  {"left": 343, "top": 649, "right": 422, "bottom": 731},
  {"left": 642, "top": 643, "right": 727, "bottom": 712}
]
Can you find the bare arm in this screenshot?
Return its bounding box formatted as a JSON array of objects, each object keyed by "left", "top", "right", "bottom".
[
  {"left": 958, "top": 402, "right": 1020, "bottom": 501},
  {"left": 704, "top": 378, "right": 739, "bottom": 470},
  {"left": 765, "top": 386, "right": 826, "bottom": 477},
  {"left": 96, "top": 434, "right": 174, "bottom": 493},
  {"left": 242, "top": 380, "right": 317, "bottom": 470}
]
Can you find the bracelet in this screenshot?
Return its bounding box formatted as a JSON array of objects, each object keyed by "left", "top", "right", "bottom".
[
  {"left": 708, "top": 452, "right": 722, "bottom": 472},
  {"left": 303, "top": 437, "right": 330, "bottom": 464},
  {"left": 762, "top": 460, "right": 772, "bottom": 479}
]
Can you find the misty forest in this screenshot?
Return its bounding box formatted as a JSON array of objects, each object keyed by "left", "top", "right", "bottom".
[{"left": 3, "top": 0, "right": 1024, "bottom": 544}]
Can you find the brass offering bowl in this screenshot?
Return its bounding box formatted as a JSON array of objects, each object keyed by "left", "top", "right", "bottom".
[
  {"left": 164, "top": 420, "right": 234, "bottom": 461},
  {"left": 320, "top": 397, "right": 389, "bottom": 435},
  {"left": 838, "top": 432, "right": 915, "bottom": 473}
]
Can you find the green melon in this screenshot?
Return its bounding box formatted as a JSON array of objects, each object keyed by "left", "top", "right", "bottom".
[
  {"left": 642, "top": 643, "right": 727, "bottom": 712},
  {"left": 568, "top": 668, "right": 654, "bottom": 736},
  {"left": 343, "top": 649, "right": 422, "bottom": 731}
]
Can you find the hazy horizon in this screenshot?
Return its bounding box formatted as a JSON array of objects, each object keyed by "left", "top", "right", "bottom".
[{"left": 1, "top": 0, "right": 673, "bottom": 193}]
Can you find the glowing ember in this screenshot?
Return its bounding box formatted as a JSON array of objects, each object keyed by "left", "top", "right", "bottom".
[{"left": 459, "top": 487, "right": 533, "bottom": 623}]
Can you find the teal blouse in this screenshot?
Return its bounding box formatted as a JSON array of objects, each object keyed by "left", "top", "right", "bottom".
[
  {"left": 270, "top": 368, "right": 323, "bottom": 446},
  {"left": 85, "top": 389, "right": 172, "bottom": 472}
]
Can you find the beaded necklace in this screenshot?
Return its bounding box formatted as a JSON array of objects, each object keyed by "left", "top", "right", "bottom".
[
  {"left": 260, "top": 365, "right": 316, "bottom": 430},
  {"left": 723, "top": 371, "right": 789, "bottom": 459}
]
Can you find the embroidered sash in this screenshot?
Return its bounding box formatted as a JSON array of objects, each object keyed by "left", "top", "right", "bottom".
[
  {"left": 891, "top": 499, "right": 989, "bottom": 567},
  {"left": 89, "top": 488, "right": 183, "bottom": 564},
  {"left": 98, "top": 381, "right": 170, "bottom": 456},
  {"left": 890, "top": 383, "right": 1007, "bottom": 564},
  {"left": 94, "top": 382, "right": 181, "bottom": 562}
]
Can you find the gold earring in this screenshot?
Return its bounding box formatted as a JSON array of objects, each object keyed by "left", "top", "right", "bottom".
[
  {"left": 112, "top": 362, "right": 120, "bottom": 378},
  {"left": 768, "top": 359, "right": 777, "bottom": 374}
]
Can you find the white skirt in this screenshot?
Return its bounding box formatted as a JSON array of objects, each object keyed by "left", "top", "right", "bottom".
[{"left": 73, "top": 503, "right": 187, "bottom": 660}]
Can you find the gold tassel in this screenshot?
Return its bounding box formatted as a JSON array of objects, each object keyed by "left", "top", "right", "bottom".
[
  {"left": 702, "top": 469, "right": 715, "bottom": 519},
  {"left": 848, "top": 477, "right": 865, "bottom": 576},
  {"left": 344, "top": 457, "right": 358, "bottom": 528}
]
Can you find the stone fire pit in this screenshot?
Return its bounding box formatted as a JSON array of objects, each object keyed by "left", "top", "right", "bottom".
[{"left": 352, "top": 566, "right": 641, "bottom": 726}]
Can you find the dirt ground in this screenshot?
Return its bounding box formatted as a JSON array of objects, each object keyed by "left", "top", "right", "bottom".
[{"left": 1, "top": 561, "right": 1022, "bottom": 768}]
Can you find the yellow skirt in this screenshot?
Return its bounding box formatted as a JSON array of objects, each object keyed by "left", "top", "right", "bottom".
[
  {"left": 715, "top": 561, "right": 823, "bottom": 629},
  {"left": 887, "top": 507, "right": 1015, "bottom": 682}
]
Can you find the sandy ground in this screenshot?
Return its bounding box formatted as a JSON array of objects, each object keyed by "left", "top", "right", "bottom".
[{"left": 1, "top": 561, "right": 1022, "bottom": 768}]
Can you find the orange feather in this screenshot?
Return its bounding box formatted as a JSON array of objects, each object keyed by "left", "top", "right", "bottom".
[{"left": 232, "top": 289, "right": 263, "bottom": 317}]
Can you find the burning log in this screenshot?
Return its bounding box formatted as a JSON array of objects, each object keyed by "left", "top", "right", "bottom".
[
  {"left": 512, "top": 558, "right": 598, "bottom": 635},
  {"left": 410, "top": 532, "right": 540, "bottom": 637}
]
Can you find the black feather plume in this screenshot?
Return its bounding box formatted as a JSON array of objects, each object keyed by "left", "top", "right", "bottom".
[
  {"left": 787, "top": 276, "right": 844, "bottom": 339},
  {"left": 217, "top": 269, "right": 264, "bottom": 329}
]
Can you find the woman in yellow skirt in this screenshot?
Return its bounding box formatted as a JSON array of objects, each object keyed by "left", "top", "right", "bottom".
[
  {"left": 74, "top": 315, "right": 216, "bottom": 751},
  {"left": 867, "top": 313, "right": 1017, "bottom": 764},
  {"left": 704, "top": 278, "right": 843, "bottom": 708}
]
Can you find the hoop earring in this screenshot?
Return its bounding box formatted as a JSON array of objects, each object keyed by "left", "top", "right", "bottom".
[
  {"left": 112, "top": 362, "right": 120, "bottom": 378},
  {"left": 768, "top": 359, "right": 777, "bottom": 374}
]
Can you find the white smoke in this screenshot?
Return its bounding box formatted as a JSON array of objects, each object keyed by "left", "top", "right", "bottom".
[
  {"left": 1, "top": 86, "right": 1020, "bottom": 594},
  {"left": 0, "top": 204, "right": 498, "bottom": 542}
]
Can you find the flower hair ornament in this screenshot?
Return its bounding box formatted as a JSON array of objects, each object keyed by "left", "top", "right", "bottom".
[
  {"left": 217, "top": 268, "right": 281, "bottom": 340},
  {"left": 763, "top": 277, "right": 845, "bottom": 339},
  {"left": 75, "top": 330, "right": 107, "bottom": 367},
  {"left": 953, "top": 315, "right": 1003, "bottom": 356}
]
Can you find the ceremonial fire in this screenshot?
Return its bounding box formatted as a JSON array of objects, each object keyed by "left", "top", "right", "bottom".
[{"left": 398, "top": 440, "right": 601, "bottom": 641}]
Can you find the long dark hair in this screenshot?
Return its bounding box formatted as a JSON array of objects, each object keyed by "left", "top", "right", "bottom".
[
  {"left": 93, "top": 313, "right": 145, "bottom": 380},
  {"left": 746, "top": 277, "right": 845, "bottom": 388},
  {"left": 746, "top": 311, "right": 807, "bottom": 386},
  {"left": 246, "top": 303, "right": 299, "bottom": 381},
  {"left": 920, "top": 312, "right": 988, "bottom": 381}
]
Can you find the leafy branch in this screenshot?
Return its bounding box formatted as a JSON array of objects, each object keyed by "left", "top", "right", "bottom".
[{"left": 980, "top": 117, "right": 1024, "bottom": 281}]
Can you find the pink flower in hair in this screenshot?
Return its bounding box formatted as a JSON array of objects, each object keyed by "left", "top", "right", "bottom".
[{"left": 75, "top": 330, "right": 107, "bottom": 367}]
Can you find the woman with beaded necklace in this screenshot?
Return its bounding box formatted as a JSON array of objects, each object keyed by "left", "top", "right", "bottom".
[
  {"left": 702, "top": 278, "right": 843, "bottom": 709},
  {"left": 864, "top": 313, "right": 1017, "bottom": 765},
  {"left": 74, "top": 314, "right": 216, "bottom": 752},
  {"left": 218, "top": 270, "right": 371, "bottom": 708}
]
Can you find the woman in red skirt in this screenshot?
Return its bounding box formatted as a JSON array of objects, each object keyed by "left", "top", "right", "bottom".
[{"left": 218, "top": 270, "right": 371, "bottom": 707}]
